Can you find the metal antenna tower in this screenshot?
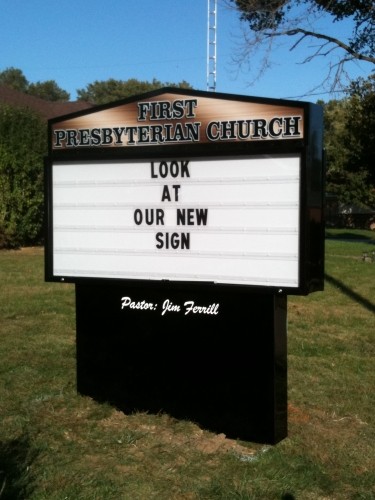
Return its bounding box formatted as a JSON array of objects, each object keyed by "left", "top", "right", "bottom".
[{"left": 207, "top": 0, "right": 217, "bottom": 91}]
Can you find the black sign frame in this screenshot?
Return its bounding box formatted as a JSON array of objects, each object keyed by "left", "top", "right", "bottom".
[{"left": 45, "top": 87, "right": 324, "bottom": 296}]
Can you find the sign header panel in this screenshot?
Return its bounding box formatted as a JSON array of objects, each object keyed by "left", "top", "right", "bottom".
[{"left": 51, "top": 91, "right": 304, "bottom": 150}]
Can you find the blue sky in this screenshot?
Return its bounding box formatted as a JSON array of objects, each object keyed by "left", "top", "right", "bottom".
[{"left": 1, "top": 0, "right": 372, "bottom": 102}]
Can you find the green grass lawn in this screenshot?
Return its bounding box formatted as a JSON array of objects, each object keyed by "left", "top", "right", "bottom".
[{"left": 1, "top": 233, "right": 374, "bottom": 499}]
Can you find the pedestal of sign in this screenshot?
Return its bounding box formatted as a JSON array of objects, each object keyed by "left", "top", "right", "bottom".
[{"left": 76, "top": 284, "right": 287, "bottom": 444}]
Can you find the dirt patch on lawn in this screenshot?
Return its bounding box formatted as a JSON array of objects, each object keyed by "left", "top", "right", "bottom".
[{"left": 100, "top": 409, "right": 257, "bottom": 460}]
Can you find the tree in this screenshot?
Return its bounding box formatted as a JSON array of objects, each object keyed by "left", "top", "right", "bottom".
[
  {"left": 0, "top": 105, "right": 46, "bottom": 247},
  {"left": 323, "top": 74, "right": 375, "bottom": 209},
  {"left": 228, "top": 0, "right": 375, "bottom": 94},
  {"left": 344, "top": 74, "right": 375, "bottom": 185},
  {"left": 0, "top": 67, "right": 70, "bottom": 101},
  {"left": 0, "top": 67, "right": 28, "bottom": 92},
  {"left": 320, "top": 98, "right": 349, "bottom": 178},
  {"left": 77, "top": 78, "right": 193, "bottom": 105},
  {"left": 27, "top": 80, "right": 70, "bottom": 102}
]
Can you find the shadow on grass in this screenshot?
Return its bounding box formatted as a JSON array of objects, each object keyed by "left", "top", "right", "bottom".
[
  {"left": 325, "top": 230, "right": 375, "bottom": 243},
  {"left": 0, "top": 436, "right": 36, "bottom": 500},
  {"left": 325, "top": 273, "right": 375, "bottom": 314}
]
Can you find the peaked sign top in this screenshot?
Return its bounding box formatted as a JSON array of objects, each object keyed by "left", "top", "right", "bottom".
[{"left": 50, "top": 88, "right": 306, "bottom": 151}]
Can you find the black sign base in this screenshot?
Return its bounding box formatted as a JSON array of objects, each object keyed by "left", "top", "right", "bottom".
[{"left": 76, "top": 284, "right": 287, "bottom": 444}]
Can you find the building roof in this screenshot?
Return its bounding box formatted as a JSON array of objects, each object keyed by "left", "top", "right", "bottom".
[{"left": 0, "top": 85, "right": 93, "bottom": 120}]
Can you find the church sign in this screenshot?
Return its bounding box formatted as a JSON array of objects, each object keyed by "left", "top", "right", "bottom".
[
  {"left": 45, "top": 88, "right": 324, "bottom": 444},
  {"left": 46, "top": 88, "right": 324, "bottom": 295}
]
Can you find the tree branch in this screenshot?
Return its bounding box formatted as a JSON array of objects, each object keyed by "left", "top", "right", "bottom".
[{"left": 266, "top": 28, "right": 375, "bottom": 64}]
